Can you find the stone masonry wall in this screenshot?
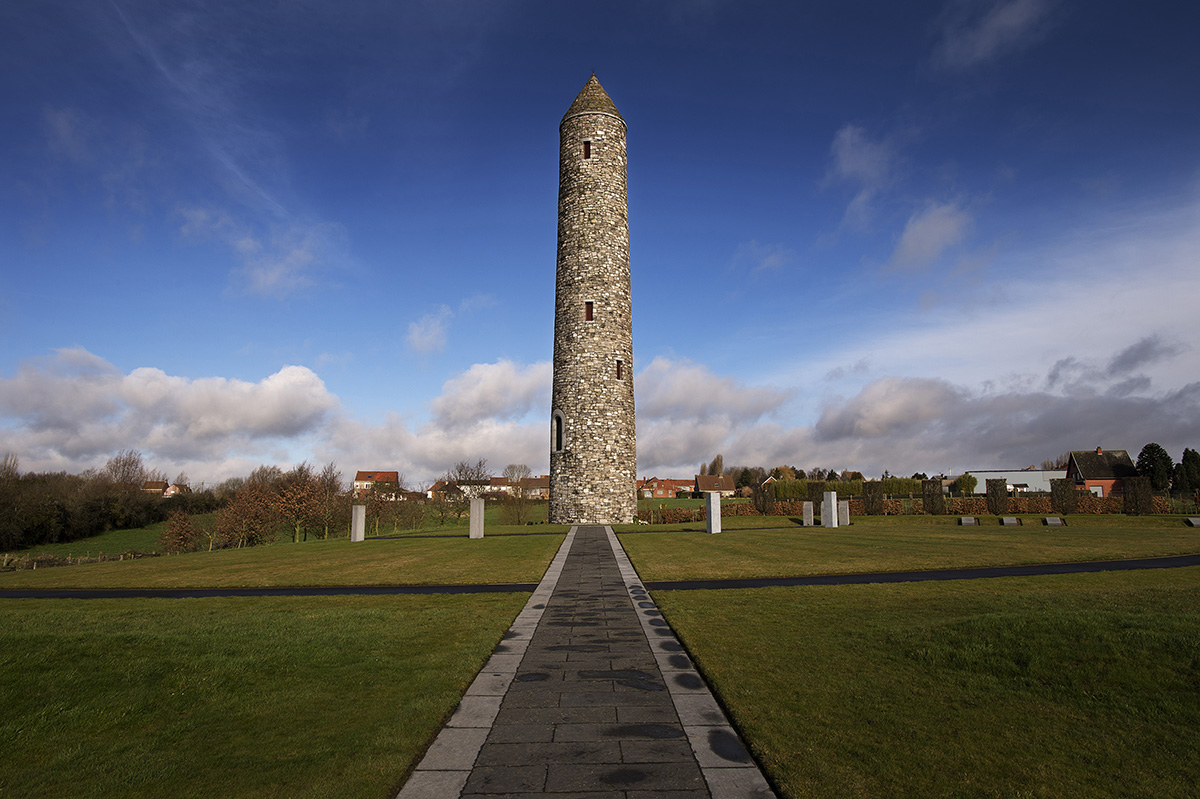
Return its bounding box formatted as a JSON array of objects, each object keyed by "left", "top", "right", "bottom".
[{"left": 549, "top": 82, "right": 637, "bottom": 524}]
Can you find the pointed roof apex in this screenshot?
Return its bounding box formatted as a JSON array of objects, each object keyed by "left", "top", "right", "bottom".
[{"left": 562, "top": 74, "right": 624, "bottom": 126}]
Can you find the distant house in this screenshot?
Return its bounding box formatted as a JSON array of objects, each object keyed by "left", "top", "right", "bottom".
[
  {"left": 520, "top": 475, "right": 550, "bottom": 499},
  {"left": 142, "top": 480, "right": 168, "bottom": 495},
  {"left": 427, "top": 480, "right": 462, "bottom": 502},
  {"left": 163, "top": 483, "right": 188, "bottom": 497},
  {"left": 354, "top": 470, "right": 400, "bottom": 499},
  {"left": 1065, "top": 447, "right": 1137, "bottom": 497},
  {"left": 489, "top": 476, "right": 513, "bottom": 495},
  {"left": 694, "top": 474, "right": 735, "bottom": 497},
  {"left": 964, "top": 468, "right": 1066, "bottom": 494},
  {"left": 639, "top": 477, "right": 693, "bottom": 498}
]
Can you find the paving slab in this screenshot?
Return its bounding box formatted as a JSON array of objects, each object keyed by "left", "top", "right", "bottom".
[{"left": 394, "top": 525, "right": 777, "bottom": 798}]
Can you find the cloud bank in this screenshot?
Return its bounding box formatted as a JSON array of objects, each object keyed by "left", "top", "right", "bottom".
[{"left": 4, "top": 342, "right": 1198, "bottom": 488}]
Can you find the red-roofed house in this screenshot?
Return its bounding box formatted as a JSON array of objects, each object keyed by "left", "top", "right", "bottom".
[
  {"left": 354, "top": 470, "right": 400, "bottom": 499},
  {"left": 639, "top": 477, "right": 694, "bottom": 499},
  {"left": 694, "top": 474, "right": 735, "bottom": 497}
]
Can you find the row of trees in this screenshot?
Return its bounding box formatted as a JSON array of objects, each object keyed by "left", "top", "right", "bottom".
[
  {"left": 699, "top": 454, "right": 929, "bottom": 488},
  {"left": 162, "top": 462, "right": 349, "bottom": 553},
  {"left": 0, "top": 451, "right": 220, "bottom": 551},
  {"left": 1135, "top": 443, "right": 1200, "bottom": 493},
  {"left": 164, "top": 458, "right": 544, "bottom": 553},
  {"left": 699, "top": 443, "right": 1200, "bottom": 500}
]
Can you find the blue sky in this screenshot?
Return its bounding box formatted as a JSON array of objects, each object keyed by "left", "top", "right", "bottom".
[{"left": 2, "top": 0, "right": 1198, "bottom": 487}]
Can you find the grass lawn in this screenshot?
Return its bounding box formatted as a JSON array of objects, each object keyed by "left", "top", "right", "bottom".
[
  {"left": 617, "top": 515, "right": 1200, "bottom": 581},
  {"left": 0, "top": 533, "right": 565, "bottom": 589},
  {"left": 14, "top": 516, "right": 195, "bottom": 557},
  {"left": 0, "top": 593, "right": 528, "bottom": 799},
  {"left": 653, "top": 567, "right": 1200, "bottom": 798}
]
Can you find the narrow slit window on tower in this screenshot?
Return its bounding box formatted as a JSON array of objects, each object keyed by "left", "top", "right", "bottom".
[
  {"left": 585, "top": 301, "right": 593, "bottom": 321},
  {"left": 582, "top": 140, "right": 591, "bottom": 159},
  {"left": 616, "top": 359, "right": 623, "bottom": 380},
  {"left": 552, "top": 411, "right": 564, "bottom": 453}
]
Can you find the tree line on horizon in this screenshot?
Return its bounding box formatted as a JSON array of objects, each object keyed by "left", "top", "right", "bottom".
[
  {"left": 696, "top": 442, "right": 1200, "bottom": 498},
  {"left": 0, "top": 450, "right": 546, "bottom": 553}
]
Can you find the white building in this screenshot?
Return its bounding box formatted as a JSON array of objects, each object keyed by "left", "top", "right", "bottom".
[{"left": 964, "top": 469, "right": 1066, "bottom": 494}]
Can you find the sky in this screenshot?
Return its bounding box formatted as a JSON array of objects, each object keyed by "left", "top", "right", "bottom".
[{"left": 2, "top": 0, "right": 1199, "bottom": 488}]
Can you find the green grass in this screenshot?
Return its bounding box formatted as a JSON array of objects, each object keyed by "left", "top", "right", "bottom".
[
  {"left": 368, "top": 520, "right": 569, "bottom": 538},
  {"left": 0, "top": 533, "right": 565, "bottom": 589},
  {"left": 654, "top": 567, "right": 1200, "bottom": 799},
  {"left": 617, "top": 515, "right": 1200, "bottom": 581},
  {"left": 0, "top": 593, "right": 528, "bottom": 799},
  {"left": 14, "top": 516, "right": 204, "bottom": 557}
]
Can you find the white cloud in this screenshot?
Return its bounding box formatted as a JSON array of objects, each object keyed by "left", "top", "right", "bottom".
[
  {"left": 431, "top": 360, "right": 552, "bottom": 428},
  {"left": 827, "top": 124, "right": 899, "bottom": 230},
  {"left": 405, "top": 295, "right": 497, "bottom": 356},
  {"left": 0, "top": 350, "right": 338, "bottom": 476},
  {"left": 731, "top": 240, "right": 795, "bottom": 274},
  {"left": 407, "top": 306, "right": 453, "bottom": 355},
  {"left": 830, "top": 124, "right": 894, "bottom": 185},
  {"left": 179, "top": 206, "right": 347, "bottom": 297},
  {"left": 888, "top": 201, "right": 973, "bottom": 270},
  {"left": 935, "top": 0, "right": 1056, "bottom": 68},
  {"left": 42, "top": 106, "right": 94, "bottom": 163},
  {"left": 637, "top": 357, "right": 789, "bottom": 424}
]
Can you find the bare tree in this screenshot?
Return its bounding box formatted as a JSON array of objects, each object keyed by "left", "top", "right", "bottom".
[
  {"left": 1041, "top": 452, "right": 1070, "bottom": 470},
  {"left": 708, "top": 454, "right": 724, "bottom": 477},
  {"left": 315, "top": 462, "right": 344, "bottom": 539},
  {"left": 104, "top": 449, "right": 148, "bottom": 487},
  {"left": 216, "top": 482, "right": 280, "bottom": 548},
  {"left": 1, "top": 452, "right": 18, "bottom": 480},
  {"left": 502, "top": 463, "right": 533, "bottom": 525},
  {"left": 247, "top": 464, "right": 284, "bottom": 487},
  {"left": 276, "top": 462, "right": 321, "bottom": 543},
  {"left": 448, "top": 459, "right": 489, "bottom": 522}
]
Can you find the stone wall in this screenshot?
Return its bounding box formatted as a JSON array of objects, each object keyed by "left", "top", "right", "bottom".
[{"left": 549, "top": 77, "right": 637, "bottom": 524}]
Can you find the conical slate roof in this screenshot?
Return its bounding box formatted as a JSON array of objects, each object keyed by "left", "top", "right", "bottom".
[{"left": 562, "top": 74, "right": 623, "bottom": 123}]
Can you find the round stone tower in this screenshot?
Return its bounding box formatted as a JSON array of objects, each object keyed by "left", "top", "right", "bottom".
[{"left": 549, "top": 75, "right": 637, "bottom": 525}]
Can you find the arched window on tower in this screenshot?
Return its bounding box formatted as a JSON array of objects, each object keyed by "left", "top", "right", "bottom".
[
  {"left": 615, "top": 359, "right": 623, "bottom": 380},
  {"left": 551, "top": 410, "right": 565, "bottom": 453},
  {"left": 582, "top": 140, "right": 592, "bottom": 160}
]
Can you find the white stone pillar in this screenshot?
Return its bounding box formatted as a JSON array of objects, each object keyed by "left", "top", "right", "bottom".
[
  {"left": 802, "top": 501, "right": 813, "bottom": 526},
  {"left": 838, "top": 500, "right": 850, "bottom": 527},
  {"left": 706, "top": 491, "right": 721, "bottom": 534},
  {"left": 822, "top": 491, "right": 838, "bottom": 527},
  {"left": 469, "top": 497, "right": 485, "bottom": 539},
  {"left": 350, "top": 504, "right": 365, "bottom": 542}
]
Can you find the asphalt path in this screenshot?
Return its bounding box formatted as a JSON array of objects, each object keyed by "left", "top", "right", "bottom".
[{"left": 3, "top": 552, "right": 1198, "bottom": 599}]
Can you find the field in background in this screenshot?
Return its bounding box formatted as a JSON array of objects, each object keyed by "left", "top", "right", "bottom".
[
  {"left": 617, "top": 515, "right": 1200, "bottom": 581},
  {"left": 0, "top": 532, "right": 564, "bottom": 589}
]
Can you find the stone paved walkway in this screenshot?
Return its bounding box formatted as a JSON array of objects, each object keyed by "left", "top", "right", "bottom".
[{"left": 396, "top": 525, "right": 775, "bottom": 799}]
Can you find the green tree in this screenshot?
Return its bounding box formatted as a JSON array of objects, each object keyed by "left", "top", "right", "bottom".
[
  {"left": 1136, "top": 443, "right": 1174, "bottom": 492},
  {"left": 954, "top": 474, "right": 978, "bottom": 495},
  {"left": 1173, "top": 448, "right": 1200, "bottom": 492}
]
